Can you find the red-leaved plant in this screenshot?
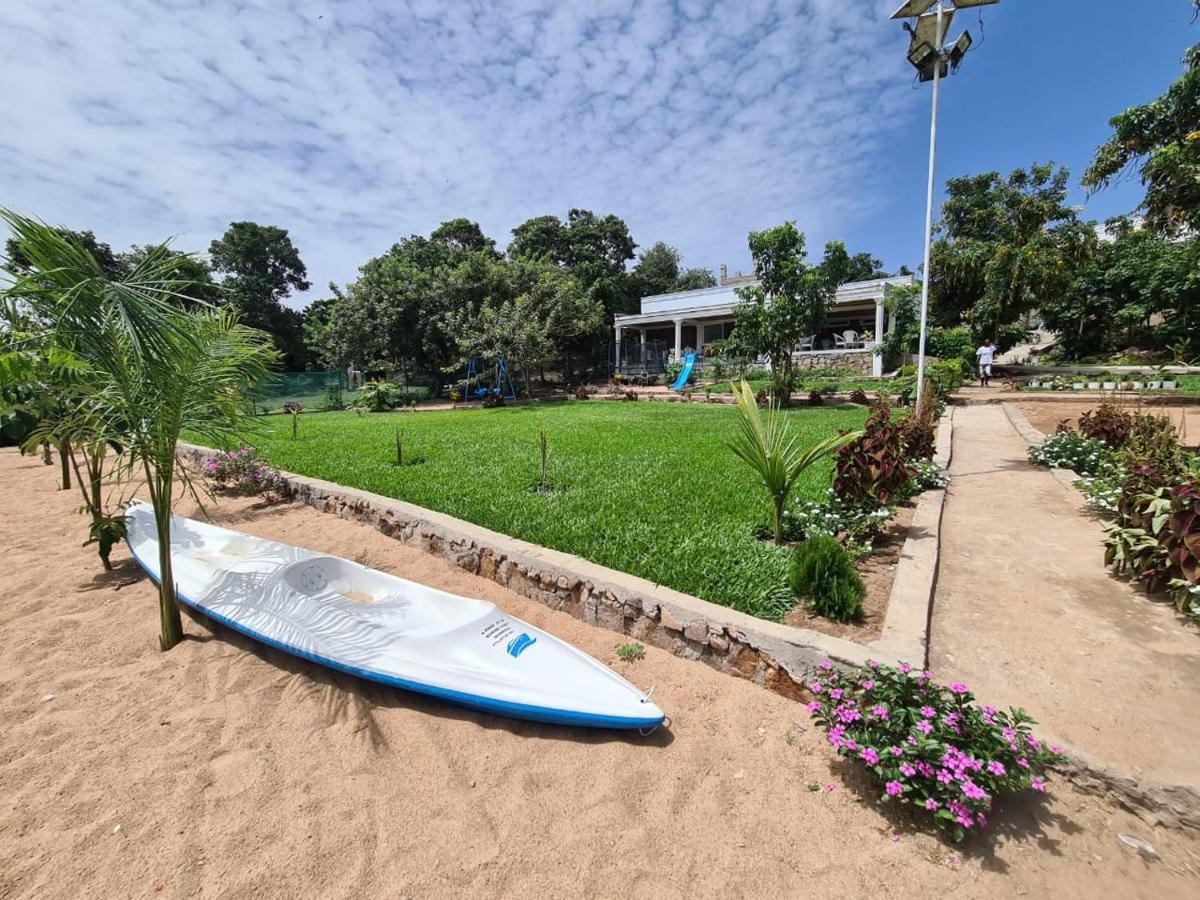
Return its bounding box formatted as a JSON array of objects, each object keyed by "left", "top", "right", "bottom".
[
  {"left": 807, "top": 660, "right": 1061, "bottom": 841},
  {"left": 833, "top": 402, "right": 913, "bottom": 504},
  {"left": 1167, "top": 481, "right": 1200, "bottom": 610}
]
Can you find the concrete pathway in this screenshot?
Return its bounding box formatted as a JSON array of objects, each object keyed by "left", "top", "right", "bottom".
[{"left": 930, "top": 404, "right": 1200, "bottom": 800}]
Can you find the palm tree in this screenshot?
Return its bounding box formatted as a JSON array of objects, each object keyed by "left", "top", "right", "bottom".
[
  {"left": 1, "top": 211, "right": 277, "bottom": 649},
  {"left": 728, "top": 379, "right": 861, "bottom": 545}
]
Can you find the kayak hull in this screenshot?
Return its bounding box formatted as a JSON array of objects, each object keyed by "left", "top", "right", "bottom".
[{"left": 125, "top": 501, "right": 665, "bottom": 731}]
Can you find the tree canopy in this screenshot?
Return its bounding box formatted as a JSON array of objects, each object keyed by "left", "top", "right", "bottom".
[
  {"left": 929, "top": 163, "right": 1078, "bottom": 342},
  {"left": 208, "top": 222, "right": 311, "bottom": 368},
  {"left": 1084, "top": 43, "right": 1200, "bottom": 237},
  {"left": 727, "top": 222, "right": 848, "bottom": 402},
  {"left": 633, "top": 240, "right": 716, "bottom": 295}
]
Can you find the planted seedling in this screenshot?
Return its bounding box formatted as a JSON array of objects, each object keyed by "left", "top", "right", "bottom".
[
  {"left": 391, "top": 429, "right": 423, "bottom": 467},
  {"left": 615, "top": 642, "right": 645, "bottom": 662},
  {"left": 533, "top": 428, "right": 553, "bottom": 493}
]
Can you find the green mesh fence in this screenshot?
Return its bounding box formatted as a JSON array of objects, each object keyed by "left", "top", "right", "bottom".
[
  {"left": 249, "top": 370, "right": 439, "bottom": 414},
  {"left": 249, "top": 371, "right": 347, "bottom": 414}
]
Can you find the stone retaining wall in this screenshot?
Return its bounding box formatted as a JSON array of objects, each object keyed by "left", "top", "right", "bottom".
[
  {"left": 178, "top": 418, "right": 947, "bottom": 700},
  {"left": 793, "top": 350, "right": 874, "bottom": 374}
]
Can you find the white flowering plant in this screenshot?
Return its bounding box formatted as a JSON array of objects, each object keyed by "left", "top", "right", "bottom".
[
  {"left": 783, "top": 490, "right": 894, "bottom": 553},
  {"left": 1027, "top": 430, "right": 1111, "bottom": 475},
  {"left": 911, "top": 460, "right": 950, "bottom": 492},
  {"left": 1074, "top": 456, "right": 1127, "bottom": 518}
]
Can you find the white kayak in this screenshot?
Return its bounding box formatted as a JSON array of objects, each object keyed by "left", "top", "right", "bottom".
[{"left": 125, "top": 500, "right": 665, "bottom": 730}]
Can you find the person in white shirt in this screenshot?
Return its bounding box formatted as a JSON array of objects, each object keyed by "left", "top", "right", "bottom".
[{"left": 975, "top": 340, "right": 996, "bottom": 387}]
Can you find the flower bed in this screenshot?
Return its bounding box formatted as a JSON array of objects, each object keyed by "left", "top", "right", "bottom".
[
  {"left": 1026, "top": 406, "right": 1200, "bottom": 621},
  {"left": 807, "top": 660, "right": 1061, "bottom": 841}
]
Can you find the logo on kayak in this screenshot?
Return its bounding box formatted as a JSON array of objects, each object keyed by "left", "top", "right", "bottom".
[{"left": 506, "top": 633, "right": 537, "bottom": 658}]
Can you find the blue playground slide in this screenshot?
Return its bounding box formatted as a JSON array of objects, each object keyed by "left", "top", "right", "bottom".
[{"left": 670, "top": 352, "right": 696, "bottom": 391}]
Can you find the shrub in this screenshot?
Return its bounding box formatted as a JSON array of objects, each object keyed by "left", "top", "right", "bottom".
[
  {"left": 1104, "top": 463, "right": 1175, "bottom": 589},
  {"left": 848, "top": 388, "right": 870, "bottom": 405},
  {"left": 898, "top": 407, "right": 937, "bottom": 461},
  {"left": 1125, "top": 412, "right": 1187, "bottom": 476},
  {"left": 790, "top": 535, "right": 866, "bottom": 621},
  {"left": 1078, "top": 403, "right": 1131, "bottom": 447},
  {"left": 808, "top": 389, "right": 824, "bottom": 406},
  {"left": 833, "top": 401, "right": 913, "bottom": 505},
  {"left": 1027, "top": 430, "right": 1110, "bottom": 475},
  {"left": 322, "top": 382, "right": 344, "bottom": 411},
  {"left": 481, "top": 392, "right": 505, "bottom": 408},
  {"left": 806, "top": 660, "right": 1061, "bottom": 841},
  {"left": 204, "top": 446, "right": 286, "bottom": 497},
  {"left": 353, "top": 379, "right": 405, "bottom": 412},
  {"left": 574, "top": 385, "right": 590, "bottom": 400}
]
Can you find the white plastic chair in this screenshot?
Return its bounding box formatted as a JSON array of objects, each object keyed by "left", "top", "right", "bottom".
[
  {"left": 796, "top": 334, "right": 815, "bottom": 352},
  {"left": 834, "top": 330, "right": 860, "bottom": 349}
]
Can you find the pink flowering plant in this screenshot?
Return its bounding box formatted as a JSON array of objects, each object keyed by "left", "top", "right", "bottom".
[
  {"left": 203, "top": 446, "right": 287, "bottom": 498},
  {"left": 806, "top": 659, "right": 1062, "bottom": 841}
]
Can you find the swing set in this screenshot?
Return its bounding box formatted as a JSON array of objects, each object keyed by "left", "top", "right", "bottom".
[{"left": 463, "top": 357, "right": 517, "bottom": 401}]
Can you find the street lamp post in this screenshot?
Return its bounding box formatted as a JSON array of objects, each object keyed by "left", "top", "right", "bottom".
[
  {"left": 891, "top": 0, "right": 997, "bottom": 407},
  {"left": 914, "top": 2, "right": 943, "bottom": 410}
]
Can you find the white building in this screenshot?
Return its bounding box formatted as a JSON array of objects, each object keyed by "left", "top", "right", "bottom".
[{"left": 613, "top": 271, "right": 913, "bottom": 377}]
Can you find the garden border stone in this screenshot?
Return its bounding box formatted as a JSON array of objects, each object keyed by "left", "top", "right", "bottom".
[{"left": 178, "top": 419, "right": 949, "bottom": 701}]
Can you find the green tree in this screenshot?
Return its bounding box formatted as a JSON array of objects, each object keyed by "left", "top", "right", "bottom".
[
  {"left": 727, "top": 223, "right": 848, "bottom": 402},
  {"left": 2, "top": 212, "right": 277, "bottom": 649},
  {"left": 4, "top": 228, "right": 124, "bottom": 280},
  {"left": 209, "top": 222, "right": 311, "bottom": 368},
  {"left": 1084, "top": 42, "right": 1200, "bottom": 237},
  {"left": 842, "top": 252, "right": 889, "bottom": 283},
  {"left": 634, "top": 241, "right": 681, "bottom": 296},
  {"left": 675, "top": 266, "right": 717, "bottom": 290},
  {"left": 1042, "top": 217, "right": 1200, "bottom": 359},
  {"left": 121, "top": 244, "right": 221, "bottom": 307},
  {"left": 929, "top": 163, "right": 1077, "bottom": 342},
  {"left": 508, "top": 209, "right": 639, "bottom": 319},
  {"left": 323, "top": 219, "right": 505, "bottom": 385}
]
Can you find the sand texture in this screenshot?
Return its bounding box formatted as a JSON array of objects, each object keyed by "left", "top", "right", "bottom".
[{"left": 2, "top": 447, "right": 1199, "bottom": 898}]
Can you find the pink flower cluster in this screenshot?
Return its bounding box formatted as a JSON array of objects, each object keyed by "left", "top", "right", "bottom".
[{"left": 804, "top": 659, "right": 1063, "bottom": 840}]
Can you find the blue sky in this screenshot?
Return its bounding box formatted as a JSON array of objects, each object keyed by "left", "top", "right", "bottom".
[{"left": 0, "top": 0, "right": 1194, "bottom": 307}]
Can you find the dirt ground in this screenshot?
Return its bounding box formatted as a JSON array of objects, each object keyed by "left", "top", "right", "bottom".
[
  {"left": 931, "top": 405, "right": 1200, "bottom": 790},
  {"left": 1013, "top": 399, "right": 1200, "bottom": 445},
  {"left": 3, "top": 448, "right": 1200, "bottom": 898}
]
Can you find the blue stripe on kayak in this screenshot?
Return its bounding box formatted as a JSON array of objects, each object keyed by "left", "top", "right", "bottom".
[{"left": 128, "top": 543, "right": 664, "bottom": 731}]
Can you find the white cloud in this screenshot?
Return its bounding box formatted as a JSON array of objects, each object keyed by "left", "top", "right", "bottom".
[{"left": 0, "top": 0, "right": 919, "bottom": 306}]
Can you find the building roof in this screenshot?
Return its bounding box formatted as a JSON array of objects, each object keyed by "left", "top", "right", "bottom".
[{"left": 613, "top": 274, "right": 914, "bottom": 327}]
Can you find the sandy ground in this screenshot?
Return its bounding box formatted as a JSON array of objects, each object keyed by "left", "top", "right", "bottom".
[
  {"left": 3, "top": 448, "right": 1200, "bottom": 898},
  {"left": 931, "top": 405, "right": 1200, "bottom": 790}
]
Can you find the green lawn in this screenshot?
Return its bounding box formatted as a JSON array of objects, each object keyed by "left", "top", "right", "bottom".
[{"left": 230, "top": 401, "right": 867, "bottom": 620}]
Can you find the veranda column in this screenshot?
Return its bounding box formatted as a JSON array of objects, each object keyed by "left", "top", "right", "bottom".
[
  {"left": 614, "top": 325, "right": 623, "bottom": 374},
  {"left": 673, "top": 318, "right": 683, "bottom": 361},
  {"left": 873, "top": 299, "right": 885, "bottom": 377},
  {"left": 695, "top": 321, "right": 705, "bottom": 356}
]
